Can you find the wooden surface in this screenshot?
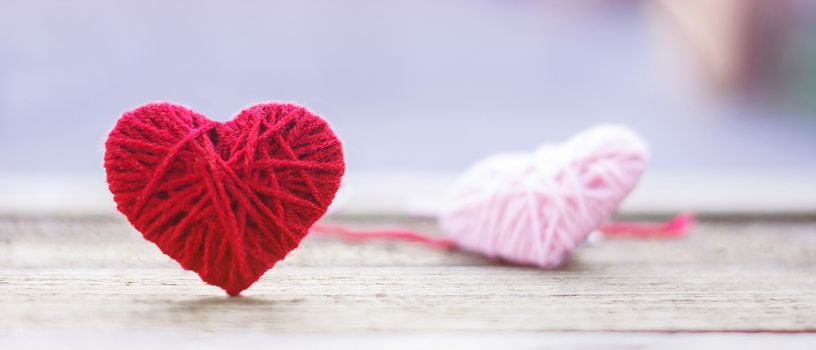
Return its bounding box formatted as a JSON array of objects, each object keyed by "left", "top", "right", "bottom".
[{"left": 1, "top": 215, "right": 815, "bottom": 348}]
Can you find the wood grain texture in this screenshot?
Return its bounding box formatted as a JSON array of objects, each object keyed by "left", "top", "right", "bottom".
[
  {"left": 1, "top": 216, "right": 815, "bottom": 336},
  {"left": 2, "top": 331, "right": 816, "bottom": 350}
]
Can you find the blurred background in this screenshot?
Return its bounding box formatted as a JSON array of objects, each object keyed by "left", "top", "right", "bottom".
[{"left": 1, "top": 0, "right": 815, "bottom": 214}]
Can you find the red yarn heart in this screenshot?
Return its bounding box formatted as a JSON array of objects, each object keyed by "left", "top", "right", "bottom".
[{"left": 104, "top": 102, "right": 344, "bottom": 295}]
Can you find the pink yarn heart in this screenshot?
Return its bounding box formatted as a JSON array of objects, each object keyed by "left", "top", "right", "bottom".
[{"left": 438, "top": 125, "right": 649, "bottom": 267}]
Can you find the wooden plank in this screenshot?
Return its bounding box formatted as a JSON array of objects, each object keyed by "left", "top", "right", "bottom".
[
  {"left": 1, "top": 331, "right": 816, "bottom": 350},
  {"left": 0, "top": 216, "right": 815, "bottom": 333}
]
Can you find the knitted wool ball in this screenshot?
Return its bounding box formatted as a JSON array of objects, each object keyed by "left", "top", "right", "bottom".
[
  {"left": 439, "top": 125, "right": 648, "bottom": 267},
  {"left": 104, "top": 102, "right": 344, "bottom": 295}
]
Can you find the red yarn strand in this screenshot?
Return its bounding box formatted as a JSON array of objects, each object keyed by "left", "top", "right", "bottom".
[
  {"left": 310, "top": 223, "right": 456, "bottom": 250},
  {"left": 310, "top": 213, "right": 694, "bottom": 249},
  {"left": 597, "top": 213, "right": 695, "bottom": 238}
]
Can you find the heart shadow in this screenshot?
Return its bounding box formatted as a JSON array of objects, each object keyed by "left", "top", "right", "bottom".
[{"left": 166, "top": 295, "right": 303, "bottom": 314}]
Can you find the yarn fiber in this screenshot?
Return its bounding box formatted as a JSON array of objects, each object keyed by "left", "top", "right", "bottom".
[
  {"left": 104, "top": 102, "right": 344, "bottom": 296},
  {"left": 439, "top": 125, "right": 648, "bottom": 267}
]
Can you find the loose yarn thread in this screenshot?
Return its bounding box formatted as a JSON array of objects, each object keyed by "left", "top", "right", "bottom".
[{"left": 311, "top": 214, "right": 694, "bottom": 251}]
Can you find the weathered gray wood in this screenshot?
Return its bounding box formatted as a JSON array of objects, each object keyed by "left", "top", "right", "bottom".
[
  {"left": 2, "top": 331, "right": 816, "bottom": 350},
  {"left": 0, "top": 216, "right": 815, "bottom": 334}
]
